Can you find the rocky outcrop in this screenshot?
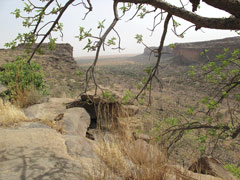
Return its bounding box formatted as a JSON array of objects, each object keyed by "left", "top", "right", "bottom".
[
  {"left": 0, "top": 98, "right": 99, "bottom": 180},
  {"left": 0, "top": 43, "right": 77, "bottom": 68},
  {"left": 172, "top": 37, "right": 240, "bottom": 63},
  {"left": 143, "top": 37, "right": 240, "bottom": 65}
]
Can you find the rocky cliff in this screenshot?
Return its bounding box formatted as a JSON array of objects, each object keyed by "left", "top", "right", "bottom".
[
  {"left": 143, "top": 36, "right": 240, "bottom": 65},
  {"left": 0, "top": 43, "right": 83, "bottom": 97}
]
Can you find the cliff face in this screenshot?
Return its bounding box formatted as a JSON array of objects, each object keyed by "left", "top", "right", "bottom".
[
  {"left": 0, "top": 43, "right": 76, "bottom": 68},
  {"left": 143, "top": 37, "right": 240, "bottom": 65},
  {"left": 172, "top": 37, "right": 240, "bottom": 62}
]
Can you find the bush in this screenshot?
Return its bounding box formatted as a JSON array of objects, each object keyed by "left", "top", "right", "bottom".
[{"left": 0, "top": 56, "right": 47, "bottom": 107}]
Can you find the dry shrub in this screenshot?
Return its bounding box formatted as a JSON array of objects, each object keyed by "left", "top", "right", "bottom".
[
  {"left": 122, "top": 139, "right": 169, "bottom": 180},
  {"left": 0, "top": 98, "right": 28, "bottom": 126},
  {"left": 13, "top": 87, "right": 45, "bottom": 108}
]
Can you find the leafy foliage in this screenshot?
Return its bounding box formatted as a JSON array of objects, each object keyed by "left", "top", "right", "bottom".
[
  {"left": 154, "top": 49, "right": 240, "bottom": 155},
  {"left": 122, "top": 90, "right": 133, "bottom": 104},
  {"left": 0, "top": 56, "right": 47, "bottom": 104}
]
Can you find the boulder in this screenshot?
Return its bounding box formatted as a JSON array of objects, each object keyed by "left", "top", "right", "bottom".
[
  {"left": 24, "top": 98, "right": 73, "bottom": 120},
  {"left": 62, "top": 107, "right": 90, "bottom": 137},
  {"left": 188, "top": 156, "right": 237, "bottom": 180}
]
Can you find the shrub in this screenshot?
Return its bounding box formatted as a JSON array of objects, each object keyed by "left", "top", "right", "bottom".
[{"left": 0, "top": 56, "right": 47, "bottom": 107}]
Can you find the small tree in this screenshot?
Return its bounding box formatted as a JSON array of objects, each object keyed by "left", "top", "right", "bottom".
[{"left": 0, "top": 56, "right": 47, "bottom": 107}]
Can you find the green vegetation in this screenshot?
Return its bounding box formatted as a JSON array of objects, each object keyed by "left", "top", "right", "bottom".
[{"left": 0, "top": 56, "right": 47, "bottom": 106}]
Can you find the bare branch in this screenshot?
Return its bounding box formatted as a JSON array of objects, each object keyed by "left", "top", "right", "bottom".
[{"left": 27, "top": 0, "right": 76, "bottom": 63}]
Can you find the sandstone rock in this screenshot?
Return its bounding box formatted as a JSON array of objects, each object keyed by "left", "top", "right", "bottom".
[
  {"left": 143, "top": 37, "right": 240, "bottom": 65},
  {"left": 0, "top": 98, "right": 100, "bottom": 180},
  {"left": 0, "top": 126, "right": 87, "bottom": 180},
  {"left": 63, "top": 107, "right": 90, "bottom": 137},
  {"left": 64, "top": 135, "right": 97, "bottom": 159},
  {"left": 24, "top": 98, "right": 73, "bottom": 120},
  {"left": 188, "top": 156, "right": 237, "bottom": 180}
]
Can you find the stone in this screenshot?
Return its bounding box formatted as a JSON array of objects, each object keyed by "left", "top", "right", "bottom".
[
  {"left": 24, "top": 98, "right": 73, "bottom": 120},
  {"left": 0, "top": 126, "right": 87, "bottom": 180},
  {"left": 62, "top": 107, "right": 90, "bottom": 137},
  {"left": 188, "top": 156, "right": 237, "bottom": 180},
  {"left": 64, "top": 135, "right": 97, "bottom": 159},
  {"left": 0, "top": 98, "right": 99, "bottom": 179}
]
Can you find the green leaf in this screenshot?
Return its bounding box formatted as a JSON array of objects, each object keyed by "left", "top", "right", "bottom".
[
  {"left": 169, "top": 43, "right": 175, "bottom": 49},
  {"left": 135, "top": 34, "right": 143, "bottom": 43}
]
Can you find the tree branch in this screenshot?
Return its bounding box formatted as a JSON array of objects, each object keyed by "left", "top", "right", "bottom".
[{"left": 117, "top": 0, "right": 240, "bottom": 30}]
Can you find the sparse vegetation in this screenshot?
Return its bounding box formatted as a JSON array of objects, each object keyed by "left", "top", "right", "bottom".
[{"left": 225, "top": 164, "right": 240, "bottom": 179}]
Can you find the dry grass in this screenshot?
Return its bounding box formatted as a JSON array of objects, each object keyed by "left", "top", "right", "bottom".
[
  {"left": 0, "top": 98, "right": 63, "bottom": 133},
  {"left": 12, "top": 87, "right": 45, "bottom": 108},
  {"left": 87, "top": 118, "right": 170, "bottom": 180},
  {"left": 35, "top": 118, "right": 64, "bottom": 134},
  {"left": 0, "top": 98, "right": 28, "bottom": 127}
]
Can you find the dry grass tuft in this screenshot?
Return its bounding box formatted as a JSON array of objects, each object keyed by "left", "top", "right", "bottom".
[
  {"left": 0, "top": 98, "right": 28, "bottom": 126},
  {"left": 13, "top": 87, "right": 45, "bottom": 108},
  {"left": 0, "top": 99, "right": 63, "bottom": 133}
]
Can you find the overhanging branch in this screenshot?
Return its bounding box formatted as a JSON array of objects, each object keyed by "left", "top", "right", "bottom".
[{"left": 116, "top": 0, "right": 240, "bottom": 30}]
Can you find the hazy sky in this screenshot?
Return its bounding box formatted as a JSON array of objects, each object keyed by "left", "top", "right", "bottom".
[{"left": 0, "top": 0, "right": 238, "bottom": 57}]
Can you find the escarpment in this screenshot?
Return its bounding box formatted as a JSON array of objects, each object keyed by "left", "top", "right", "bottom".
[
  {"left": 0, "top": 43, "right": 77, "bottom": 70},
  {"left": 143, "top": 36, "right": 240, "bottom": 65}
]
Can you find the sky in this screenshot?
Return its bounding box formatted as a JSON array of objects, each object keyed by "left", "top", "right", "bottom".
[{"left": 0, "top": 0, "right": 238, "bottom": 57}]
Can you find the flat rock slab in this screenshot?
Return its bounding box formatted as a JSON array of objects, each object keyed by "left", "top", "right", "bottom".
[
  {"left": 0, "top": 125, "right": 97, "bottom": 180},
  {"left": 24, "top": 98, "right": 73, "bottom": 120}
]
